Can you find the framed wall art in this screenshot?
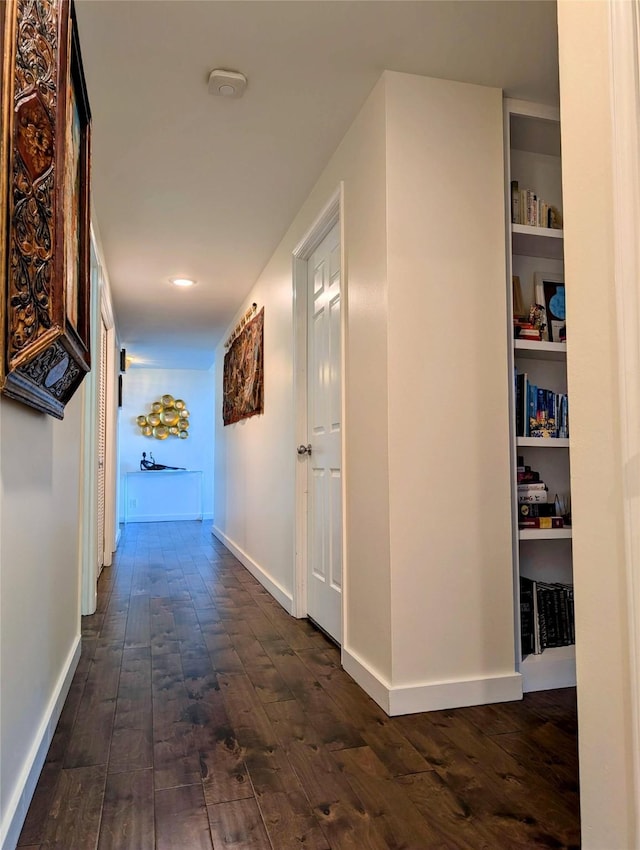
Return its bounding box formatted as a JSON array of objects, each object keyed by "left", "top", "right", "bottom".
[
  {"left": 534, "top": 272, "right": 566, "bottom": 343},
  {"left": 223, "top": 307, "right": 264, "bottom": 426},
  {"left": 0, "top": 0, "right": 92, "bottom": 419}
]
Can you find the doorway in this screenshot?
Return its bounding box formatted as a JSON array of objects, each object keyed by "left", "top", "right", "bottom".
[{"left": 293, "top": 186, "right": 345, "bottom": 645}]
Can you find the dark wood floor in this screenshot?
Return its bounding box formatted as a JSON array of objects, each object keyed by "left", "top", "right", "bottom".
[{"left": 18, "top": 521, "right": 580, "bottom": 849}]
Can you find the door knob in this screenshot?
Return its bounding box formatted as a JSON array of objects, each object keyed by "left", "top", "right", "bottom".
[{"left": 297, "top": 444, "right": 312, "bottom": 456}]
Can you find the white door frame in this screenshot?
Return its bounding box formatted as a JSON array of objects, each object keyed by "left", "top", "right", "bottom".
[
  {"left": 80, "top": 227, "right": 118, "bottom": 614},
  {"left": 80, "top": 238, "right": 101, "bottom": 615},
  {"left": 292, "top": 184, "right": 347, "bottom": 633},
  {"left": 609, "top": 0, "right": 640, "bottom": 829},
  {"left": 100, "top": 281, "right": 118, "bottom": 569}
]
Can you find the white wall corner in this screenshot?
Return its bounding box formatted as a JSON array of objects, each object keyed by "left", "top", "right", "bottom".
[
  {"left": 0, "top": 635, "right": 81, "bottom": 850},
  {"left": 342, "top": 645, "right": 522, "bottom": 716},
  {"left": 212, "top": 526, "right": 293, "bottom": 615}
]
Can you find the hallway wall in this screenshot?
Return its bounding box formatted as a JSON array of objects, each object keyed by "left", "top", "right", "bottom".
[
  {"left": 383, "top": 72, "right": 515, "bottom": 693},
  {"left": 119, "top": 366, "right": 215, "bottom": 521},
  {"left": 557, "top": 2, "right": 636, "bottom": 846},
  {"left": 0, "top": 391, "right": 83, "bottom": 849},
  {"left": 214, "top": 70, "right": 516, "bottom": 713},
  {"left": 214, "top": 75, "right": 392, "bottom": 668}
]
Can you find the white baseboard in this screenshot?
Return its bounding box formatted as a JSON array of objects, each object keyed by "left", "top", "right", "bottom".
[
  {"left": 211, "top": 525, "right": 293, "bottom": 615},
  {"left": 125, "top": 512, "right": 204, "bottom": 523},
  {"left": 1, "top": 634, "right": 81, "bottom": 850},
  {"left": 342, "top": 646, "right": 523, "bottom": 716},
  {"left": 341, "top": 647, "right": 392, "bottom": 712}
]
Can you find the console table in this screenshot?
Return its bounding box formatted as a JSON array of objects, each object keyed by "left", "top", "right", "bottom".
[{"left": 124, "top": 470, "right": 204, "bottom": 523}]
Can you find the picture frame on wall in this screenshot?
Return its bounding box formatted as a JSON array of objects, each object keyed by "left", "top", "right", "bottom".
[
  {"left": 0, "top": 0, "right": 92, "bottom": 419},
  {"left": 534, "top": 272, "right": 566, "bottom": 343}
]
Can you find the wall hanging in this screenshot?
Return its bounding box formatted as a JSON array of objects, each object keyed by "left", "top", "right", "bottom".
[
  {"left": 0, "top": 0, "right": 92, "bottom": 418},
  {"left": 223, "top": 306, "right": 264, "bottom": 425},
  {"left": 136, "top": 394, "right": 190, "bottom": 439}
]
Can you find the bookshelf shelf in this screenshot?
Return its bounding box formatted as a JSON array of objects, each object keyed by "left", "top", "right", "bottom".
[
  {"left": 517, "top": 437, "right": 569, "bottom": 448},
  {"left": 519, "top": 528, "right": 572, "bottom": 541},
  {"left": 514, "top": 340, "right": 567, "bottom": 361},
  {"left": 521, "top": 645, "right": 576, "bottom": 693},
  {"left": 506, "top": 98, "right": 574, "bottom": 694},
  {"left": 512, "top": 225, "right": 563, "bottom": 260}
]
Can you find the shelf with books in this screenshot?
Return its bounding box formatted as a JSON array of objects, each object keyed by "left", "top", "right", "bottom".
[
  {"left": 514, "top": 340, "right": 567, "bottom": 361},
  {"left": 506, "top": 98, "right": 574, "bottom": 695},
  {"left": 512, "top": 225, "right": 563, "bottom": 260}
]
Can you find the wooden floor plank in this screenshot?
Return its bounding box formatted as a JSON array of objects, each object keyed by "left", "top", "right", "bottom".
[
  {"left": 124, "top": 593, "right": 151, "bottom": 649},
  {"left": 332, "top": 746, "right": 452, "bottom": 850},
  {"left": 97, "top": 769, "right": 154, "bottom": 850},
  {"left": 108, "top": 647, "right": 153, "bottom": 774},
  {"left": 20, "top": 521, "right": 580, "bottom": 850},
  {"left": 265, "top": 700, "right": 390, "bottom": 850},
  {"left": 63, "top": 641, "right": 122, "bottom": 769},
  {"left": 397, "top": 770, "right": 512, "bottom": 850},
  {"left": 427, "top": 707, "right": 581, "bottom": 839},
  {"left": 151, "top": 651, "right": 202, "bottom": 790},
  {"left": 17, "top": 764, "right": 62, "bottom": 847},
  {"left": 397, "top": 712, "right": 580, "bottom": 849},
  {"left": 207, "top": 798, "right": 272, "bottom": 849},
  {"left": 39, "top": 765, "right": 106, "bottom": 850},
  {"left": 155, "top": 783, "right": 213, "bottom": 850}
]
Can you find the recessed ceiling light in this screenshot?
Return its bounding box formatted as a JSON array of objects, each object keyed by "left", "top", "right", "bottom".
[{"left": 170, "top": 277, "right": 196, "bottom": 288}]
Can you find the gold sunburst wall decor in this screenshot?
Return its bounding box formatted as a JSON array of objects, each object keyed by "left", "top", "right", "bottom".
[{"left": 136, "top": 395, "right": 190, "bottom": 439}]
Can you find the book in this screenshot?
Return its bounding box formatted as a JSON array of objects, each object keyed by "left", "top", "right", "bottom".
[
  {"left": 517, "top": 482, "right": 547, "bottom": 491},
  {"left": 511, "top": 182, "right": 520, "bottom": 225},
  {"left": 523, "top": 581, "right": 576, "bottom": 653},
  {"left": 533, "top": 579, "right": 541, "bottom": 653},
  {"left": 519, "top": 502, "right": 555, "bottom": 518},
  {"left": 515, "top": 373, "right": 527, "bottom": 436},
  {"left": 520, "top": 576, "right": 535, "bottom": 657},
  {"left": 518, "top": 472, "right": 540, "bottom": 484},
  {"left": 518, "top": 490, "right": 548, "bottom": 503},
  {"left": 519, "top": 516, "right": 564, "bottom": 529},
  {"left": 517, "top": 378, "right": 569, "bottom": 439}
]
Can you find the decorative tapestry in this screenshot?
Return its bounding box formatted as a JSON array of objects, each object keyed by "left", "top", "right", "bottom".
[{"left": 223, "top": 308, "right": 264, "bottom": 425}]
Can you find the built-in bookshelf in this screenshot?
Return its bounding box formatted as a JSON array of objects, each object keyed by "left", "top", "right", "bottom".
[{"left": 505, "top": 99, "right": 575, "bottom": 693}]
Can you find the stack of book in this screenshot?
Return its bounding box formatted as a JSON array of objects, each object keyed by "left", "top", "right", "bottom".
[
  {"left": 517, "top": 459, "right": 564, "bottom": 529},
  {"left": 513, "top": 318, "right": 540, "bottom": 341},
  {"left": 515, "top": 372, "right": 569, "bottom": 438},
  {"left": 511, "top": 181, "right": 562, "bottom": 229},
  {"left": 520, "top": 575, "right": 575, "bottom": 657}
]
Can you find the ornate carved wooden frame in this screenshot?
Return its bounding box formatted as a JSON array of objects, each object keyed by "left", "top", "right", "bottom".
[{"left": 0, "top": 0, "right": 91, "bottom": 419}]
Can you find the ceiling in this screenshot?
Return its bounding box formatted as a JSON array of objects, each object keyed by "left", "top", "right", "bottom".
[{"left": 75, "top": 0, "right": 559, "bottom": 370}]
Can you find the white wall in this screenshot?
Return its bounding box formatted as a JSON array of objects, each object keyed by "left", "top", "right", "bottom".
[
  {"left": 384, "top": 73, "right": 515, "bottom": 695},
  {"left": 119, "top": 367, "right": 215, "bottom": 520},
  {"left": 557, "top": 2, "right": 636, "bottom": 846},
  {"left": 214, "top": 76, "right": 393, "bottom": 669},
  {"left": 0, "top": 390, "right": 83, "bottom": 849},
  {"left": 214, "top": 70, "right": 518, "bottom": 714}
]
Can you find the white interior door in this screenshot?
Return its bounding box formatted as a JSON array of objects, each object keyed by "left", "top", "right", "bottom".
[
  {"left": 96, "top": 314, "right": 107, "bottom": 575},
  {"left": 305, "top": 221, "right": 342, "bottom": 643}
]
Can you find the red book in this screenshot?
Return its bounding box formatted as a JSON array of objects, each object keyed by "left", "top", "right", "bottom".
[{"left": 519, "top": 517, "right": 564, "bottom": 530}]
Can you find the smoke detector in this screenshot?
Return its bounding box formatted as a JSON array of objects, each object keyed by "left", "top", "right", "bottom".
[{"left": 208, "top": 69, "right": 247, "bottom": 98}]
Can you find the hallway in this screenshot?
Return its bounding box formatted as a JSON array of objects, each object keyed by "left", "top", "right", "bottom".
[{"left": 18, "top": 522, "right": 580, "bottom": 849}]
